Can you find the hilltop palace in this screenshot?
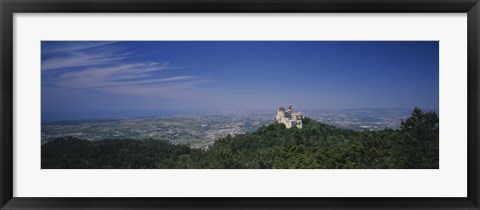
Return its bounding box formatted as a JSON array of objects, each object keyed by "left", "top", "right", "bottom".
[{"left": 276, "top": 105, "right": 303, "bottom": 129}]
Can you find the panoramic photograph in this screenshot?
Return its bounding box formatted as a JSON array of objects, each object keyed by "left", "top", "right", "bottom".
[{"left": 41, "top": 41, "right": 439, "bottom": 169}]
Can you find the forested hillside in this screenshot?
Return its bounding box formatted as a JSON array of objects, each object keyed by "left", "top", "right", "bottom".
[{"left": 42, "top": 107, "right": 439, "bottom": 169}]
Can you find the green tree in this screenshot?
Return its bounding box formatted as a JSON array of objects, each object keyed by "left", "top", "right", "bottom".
[
  {"left": 400, "top": 107, "right": 439, "bottom": 168},
  {"left": 294, "top": 128, "right": 304, "bottom": 145}
]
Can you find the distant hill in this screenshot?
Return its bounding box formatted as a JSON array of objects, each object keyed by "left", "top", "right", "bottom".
[{"left": 41, "top": 107, "right": 439, "bottom": 169}]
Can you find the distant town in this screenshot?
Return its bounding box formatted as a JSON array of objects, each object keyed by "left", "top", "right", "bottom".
[{"left": 42, "top": 108, "right": 415, "bottom": 148}]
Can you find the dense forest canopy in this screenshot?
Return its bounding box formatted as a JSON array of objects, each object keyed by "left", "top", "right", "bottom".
[{"left": 42, "top": 107, "right": 439, "bottom": 169}]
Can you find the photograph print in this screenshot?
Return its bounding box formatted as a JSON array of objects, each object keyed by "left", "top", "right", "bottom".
[{"left": 41, "top": 41, "right": 439, "bottom": 169}]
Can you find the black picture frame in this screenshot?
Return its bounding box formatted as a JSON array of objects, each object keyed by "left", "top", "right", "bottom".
[{"left": 1, "top": 0, "right": 479, "bottom": 209}]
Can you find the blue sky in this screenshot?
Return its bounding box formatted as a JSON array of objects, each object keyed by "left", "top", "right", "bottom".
[{"left": 41, "top": 41, "right": 439, "bottom": 122}]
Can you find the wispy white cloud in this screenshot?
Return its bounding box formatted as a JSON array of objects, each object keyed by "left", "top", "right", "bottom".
[
  {"left": 42, "top": 41, "right": 116, "bottom": 54},
  {"left": 59, "top": 62, "right": 166, "bottom": 82},
  {"left": 42, "top": 52, "right": 126, "bottom": 71},
  {"left": 42, "top": 42, "right": 127, "bottom": 71},
  {"left": 42, "top": 41, "right": 212, "bottom": 98}
]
